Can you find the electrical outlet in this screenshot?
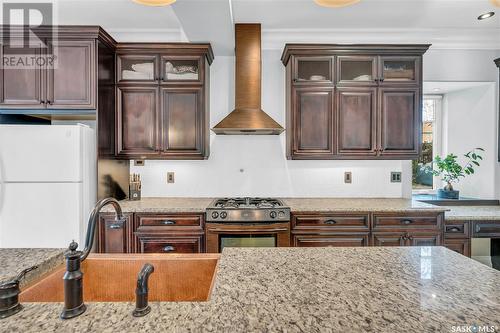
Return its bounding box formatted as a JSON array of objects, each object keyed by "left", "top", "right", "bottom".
[
  {"left": 344, "top": 172, "right": 352, "bottom": 184},
  {"left": 167, "top": 172, "right": 175, "bottom": 184},
  {"left": 391, "top": 172, "right": 402, "bottom": 183},
  {"left": 134, "top": 160, "right": 145, "bottom": 166}
]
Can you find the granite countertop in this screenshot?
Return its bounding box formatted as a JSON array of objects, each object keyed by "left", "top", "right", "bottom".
[
  {"left": 443, "top": 206, "right": 500, "bottom": 221},
  {"left": 282, "top": 198, "right": 447, "bottom": 213},
  {"left": 101, "top": 197, "right": 215, "bottom": 213},
  {"left": 2, "top": 247, "right": 499, "bottom": 332},
  {"left": 103, "top": 197, "right": 447, "bottom": 214},
  {"left": 0, "top": 249, "right": 64, "bottom": 287}
]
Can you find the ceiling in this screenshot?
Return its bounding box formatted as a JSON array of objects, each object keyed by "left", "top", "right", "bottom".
[
  {"left": 43, "top": 0, "right": 500, "bottom": 54},
  {"left": 423, "top": 81, "right": 494, "bottom": 94}
]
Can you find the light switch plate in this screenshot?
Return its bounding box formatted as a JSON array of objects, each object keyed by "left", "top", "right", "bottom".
[
  {"left": 344, "top": 172, "right": 352, "bottom": 184},
  {"left": 391, "top": 172, "right": 402, "bottom": 183},
  {"left": 167, "top": 172, "right": 175, "bottom": 184}
]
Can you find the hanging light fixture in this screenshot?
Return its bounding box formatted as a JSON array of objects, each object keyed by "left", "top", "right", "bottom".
[
  {"left": 314, "top": 0, "right": 361, "bottom": 8},
  {"left": 490, "top": 0, "right": 500, "bottom": 7},
  {"left": 132, "top": 0, "right": 176, "bottom": 6}
]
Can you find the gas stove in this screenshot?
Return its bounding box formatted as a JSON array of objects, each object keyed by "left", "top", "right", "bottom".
[{"left": 206, "top": 197, "right": 291, "bottom": 222}]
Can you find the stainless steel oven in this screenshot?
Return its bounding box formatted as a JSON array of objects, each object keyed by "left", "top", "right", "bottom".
[
  {"left": 471, "top": 221, "right": 500, "bottom": 271},
  {"left": 205, "top": 222, "right": 290, "bottom": 253},
  {"left": 205, "top": 198, "right": 291, "bottom": 253}
]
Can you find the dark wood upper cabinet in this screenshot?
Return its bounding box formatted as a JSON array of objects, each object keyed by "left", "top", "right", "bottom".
[
  {"left": 337, "top": 56, "right": 377, "bottom": 86},
  {"left": 282, "top": 44, "right": 429, "bottom": 160},
  {"left": 115, "top": 43, "right": 213, "bottom": 160},
  {"left": 379, "top": 56, "right": 420, "bottom": 85},
  {"left": 161, "top": 87, "right": 206, "bottom": 158},
  {"left": 337, "top": 87, "right": 377, "bottom": 156},
  {"left": 293, "top": 56, "right": 334, "bottom": 85},
  {"left": 116, "top": 86, "right": 159, "bottom": 157},
  {"left": 291, "top": 87, "right": 335, "bottom": 158},
  {"left": 0, "top": 42, "right": 45, "bottom": 108},
  {"left": 46, "top": 39, "right": 96, "bottom": 108},
  {"left": 379, "top": 87, "right": 420, "bottom": 156}
]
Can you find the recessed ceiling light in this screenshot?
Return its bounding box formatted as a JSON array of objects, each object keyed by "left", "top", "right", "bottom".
[
  {"left": 314, "top": 0, "right": 361, "bottom": 8},
  {"left": 478, "top": 12, "right": 495, "bottom": 20},
  {"left": 132, "top": 0, "right": 176, "bottom": 6}
]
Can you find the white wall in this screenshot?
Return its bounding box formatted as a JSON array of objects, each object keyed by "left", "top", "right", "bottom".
[
  {"left": 442, "top": 83, "right": 497, "bottom": 199},
  {"left": 132, "top": 51, "right": 406, "bottom": 198},
  {"left": 129, "top": 47, "right": 500, "bottom": 198}
]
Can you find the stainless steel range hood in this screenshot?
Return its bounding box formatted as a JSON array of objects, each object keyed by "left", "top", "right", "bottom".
[{"left": 212, "top": 24, "right": 284, "bottom": 135}]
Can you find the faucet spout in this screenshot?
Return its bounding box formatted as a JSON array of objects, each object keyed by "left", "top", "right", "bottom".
[
  {"left": 80, "top": 197, "right": 125, "bottom": 261},
  {"left": 133, "top": 263, "right": 155, "bottom": 317}
]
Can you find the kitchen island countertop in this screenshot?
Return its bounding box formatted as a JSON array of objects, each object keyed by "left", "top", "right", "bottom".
[
  {"left": 443, "top": 205, "right": 500, "bottom": 221},
  {"left": 1, "top": 247, "right": 499, "bottom": 332},
  {"left": 0, "top": 248, "right": 64, "bottom": 287}
]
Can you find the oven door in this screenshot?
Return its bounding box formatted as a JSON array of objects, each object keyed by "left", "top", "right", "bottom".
[
  {"left": 471, "top": 221, "right": 500, "bottom": 271},
  {"left": 205, "top": 222, "right": 290, "bottom": 253}
]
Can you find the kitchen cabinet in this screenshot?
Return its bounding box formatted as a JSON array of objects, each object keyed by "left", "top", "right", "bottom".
[
  {"left": 134, "top": 213, "right": 205, "bottom": 253},
  {"left": 0, "top": 37, "right": 96, "bottom": 109},
  {"left": 291, "top": 213, "right": 370, "bottom": 248},
  {"left": 371, "top": 232, "right": 441, "bottom": 246},
  {"left": 115, "top": 43, "right": 213, "bottom": 160},
  {"left": 282, "top": 44, "right": 429, "bottom": 160},
  {"left": 116, "top": 86, "right": 159, "bottom": 157},
  {"left": 290, "top": 87, "right": 335, "bottom": 158},
  {"left": 444, "top": 239, "right": 470, "bottom": 257},
  {"left": 97, "top": 213, "right": 133, "bottom": 253}
]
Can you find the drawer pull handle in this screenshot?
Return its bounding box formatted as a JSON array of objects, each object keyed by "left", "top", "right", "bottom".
[
  {"left": 401, "top": 220, "right": 413, "bottom": 225},
  {"left": 163, "top": 246, "right": 175, "bottom": 252},
  {"left": 108, "top": 223, "right": 123, "bottom": 229},
  {"left": 324, "top": 220, "right": 337, "bottom": 225},
  {"left": 448, "top": 227, "right": 461, "bottom": 232},
  {"left": 161, "top": 220, "right": 176, "bottom": 225}
]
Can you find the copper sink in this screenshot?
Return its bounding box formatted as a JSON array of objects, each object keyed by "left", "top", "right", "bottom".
[{"left": 20, "top": 254, "right": 220, "bottom": 302}]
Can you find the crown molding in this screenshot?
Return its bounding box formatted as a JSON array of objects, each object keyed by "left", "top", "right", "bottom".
[
  {"left": 106, "top": 28, "right": 186, "bottom": 43},
  {"left": 262, "top": 28, "right": 500, "bottom": 50}
]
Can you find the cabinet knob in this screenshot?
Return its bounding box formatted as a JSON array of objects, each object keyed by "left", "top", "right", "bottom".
[
  {"left": 108, "top": 223, "right": 123, "bottom": 229},
  {"left": 161, "top": 220, "right": 176, "bottom": 225},
  {"left": 163, "top": 245, "right": 175, "bottom": 252},
  {"left": 324, "top": 220, "right": 337, "bottom": 225},
  {"left": 401, "top": 219, "right": 413, "bottom": 225}
]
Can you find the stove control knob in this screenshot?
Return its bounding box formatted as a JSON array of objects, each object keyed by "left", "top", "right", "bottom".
[
  {"left": 220, "top": 212, "right": 228, "bottom": 219},
  {"left": 278, "top": 211, "right": 285, "bottom": 218},
  {"left": 269, "top": 211, "right": 277, "bottom": 219},
  {"left": 211, "top": 212, "right": 219, "bottom": 219}
]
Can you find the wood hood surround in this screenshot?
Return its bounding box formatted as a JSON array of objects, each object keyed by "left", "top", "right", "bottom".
[{"left": 212, "top": 24, "right": 284, "bottom": 135}]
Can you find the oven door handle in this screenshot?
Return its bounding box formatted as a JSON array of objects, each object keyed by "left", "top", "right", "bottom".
[{"left": 208, "top": 228, "right": 289, "bottom": 233}]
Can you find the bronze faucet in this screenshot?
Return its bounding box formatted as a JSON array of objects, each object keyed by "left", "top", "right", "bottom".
[
  {"left": 60, "top": 197, "right": 125, "bottom": 320},
  {"left": 132, "top": 263, "right": 155, "bottom": 317},
  {"left": 0, "top": 266, "right": 38, "bottom": 319}
]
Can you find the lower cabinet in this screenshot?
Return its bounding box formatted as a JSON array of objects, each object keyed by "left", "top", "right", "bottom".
[
  {"left": 97, "top": 213, "right": 134, "bottom": 253},
  {"left": 135, "top": 234, "right": 204, "bottom": 253},
  {"left": 444, "top": 239, "right": 470, "bottom": 257},
  {"left": 292, "top": 234, "right": 369, "bottom": 247},
  {"left": 371, "top": 232, "right": 441, "bottom": 247}
]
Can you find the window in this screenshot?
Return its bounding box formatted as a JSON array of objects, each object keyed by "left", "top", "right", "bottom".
[{"left": 413, "top": 96, "right": 442, "bottom": 191}]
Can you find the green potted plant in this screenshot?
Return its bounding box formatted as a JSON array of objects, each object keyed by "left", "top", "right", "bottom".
[{"left": 431, "top": 148, "right": 484, "bottom": 199}]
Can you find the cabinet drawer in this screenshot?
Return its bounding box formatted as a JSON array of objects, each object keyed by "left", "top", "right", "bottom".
[
  {"left": 372, "top": 214, "right": 441, "bottom": 230},
  {"left": 444, "top": 221, "right": 470, "bottom": 239},
  {"left": 136, "top": 235, "right": 203, "bottom": 254},
  {"left": 292, "top": 214, "right": 369, "bottom": 230},
  {"left": 293, "top": 234, "right": 369, "bottom": 247},
  {"left": 98, "top": 213, "right": 133, "bottom": 253},
  {"left": 136, "top": 214, "right": 203, "bottom": 229}
]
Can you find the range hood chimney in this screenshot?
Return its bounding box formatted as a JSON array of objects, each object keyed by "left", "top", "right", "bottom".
[{"left": 212, "top": 24, "right": 284, "bottom": 135}]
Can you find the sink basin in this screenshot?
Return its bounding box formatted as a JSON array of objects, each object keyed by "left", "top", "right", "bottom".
[{"left": 20, "top": 253, "right": 220, "bottom": 302}]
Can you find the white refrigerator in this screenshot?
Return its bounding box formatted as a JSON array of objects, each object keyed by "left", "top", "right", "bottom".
[{"left": 0, "top": 124, "right": 96, "bottom": 248}]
